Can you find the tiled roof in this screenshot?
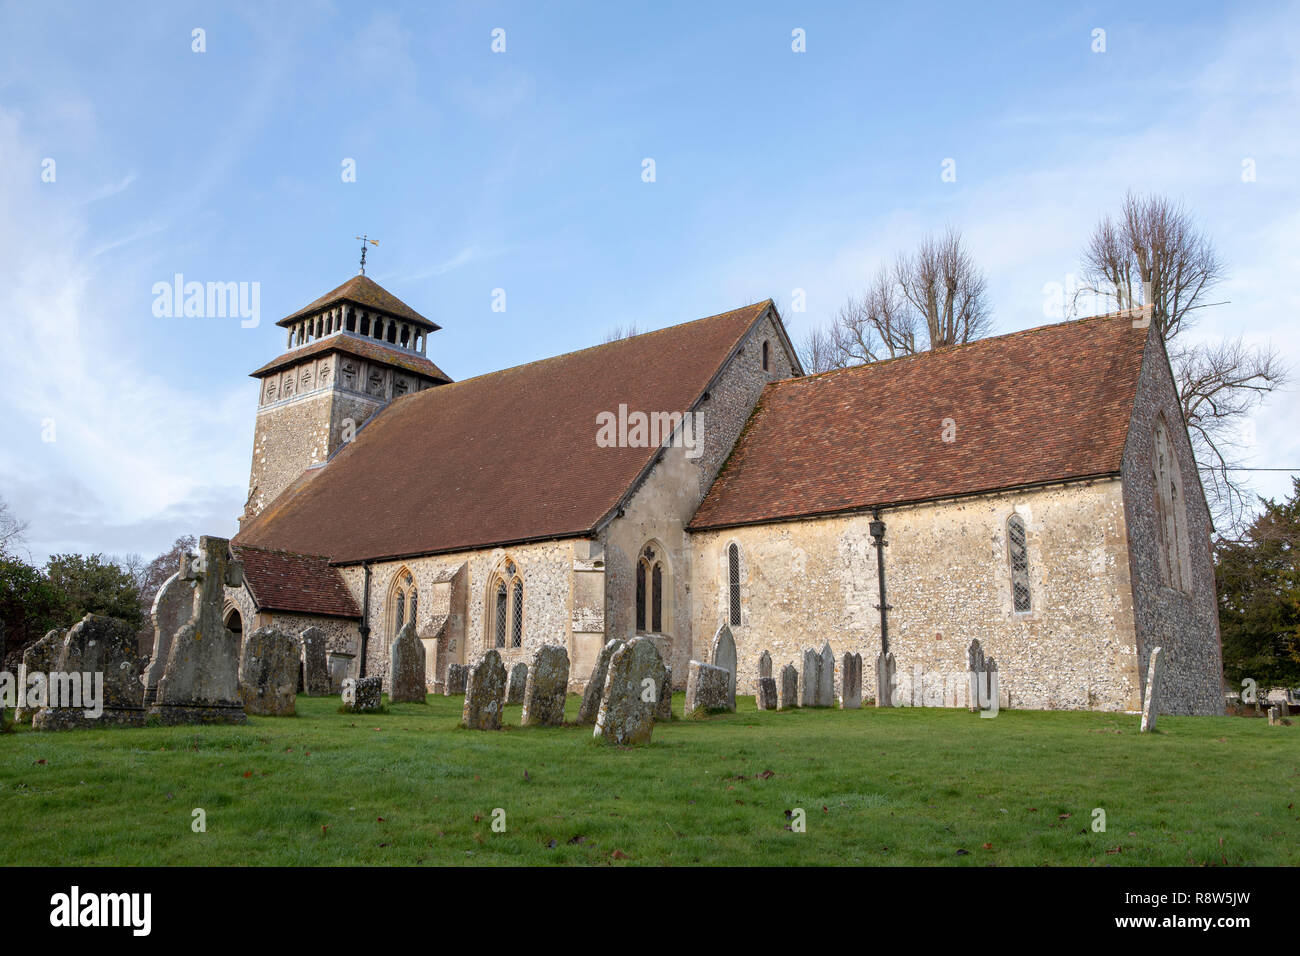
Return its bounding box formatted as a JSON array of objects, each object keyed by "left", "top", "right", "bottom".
[
  {"left": 278, "top": 274, "right": 439, "bottom": 330},
  {"left": 234, "top": 301, "right": 775, "bottom": 564},
  {"left": 689, "top": 313, "right": 1150, "bottom": 530},
  {"left": 250, "top": 333, "right": 453, "bottom": 383},
  {"left": 233, "top": 545, "right": 361, "bottom": 618}
]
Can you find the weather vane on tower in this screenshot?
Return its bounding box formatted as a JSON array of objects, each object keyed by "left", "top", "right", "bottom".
[{"left": 355, "top": 234, "right": 378, "bottom": 276}]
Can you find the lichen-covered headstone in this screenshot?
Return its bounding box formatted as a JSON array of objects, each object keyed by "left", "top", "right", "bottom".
[
  {"left": 577, "top": 638, "right": 626, "bottom": 724},
  {"left": 143, "top": 573, "right": 189, "bottom": 707},
  {"left": 151, "top": 536, "right": 247, "bottom": 725},
  {"left": 238, "top": 626, "right": 299, "bottom": 716},
  {"left": 342, "top": 675, "right": 382, "bottom": 712},
  {"left": 778, "top": 664, "right": 799, "bottom": 710},
  {"left": 840, "top": 652, "right": 863, "bottom": 709},
  {"left": 444, "top": 662, "right": 467, "bottom": 695},
  {"left": 758, "top": 649, "right": 772, "bottom": 681},
  {"left": 389, "top": 620, "right": 427, "bottom": 703},
  {"left": 876, "top": 651, "right": 895, "bottom": 708},
  {"left": 655, "top": 664, "right": 673, "bottom": 721},
  {"left": 522, "top": 644, "right": 569, "bottom": 727},
  {"left": 1140, "top": 646, "right": 1164, "bottom": 733},
  {"left": 32, "top": 614, "right": 147, "bottom": 730},
  {"left": 756, "top": 676, "right": 778, "bottom": 711},
  {"left": 710, "top": 624, "right": 737, "bottom": 709},
  {"left": 506, "top": 662, "right": 528, "bottom": 705},
  {"left": 818, "top": 642, "right": 835, "bottom": 707},
  {"left": 685, "top": 660, "right": 732, "bottom": 716},
  {"left": 462, "top": 649, "right": 507, "bottom": 730},
  {"left": 14, "top": 628, "right": 65, "bottom": 724},
  {"left": 594, "top": 637, "right": 663, "bottom": 745},
  {"left": 300, "top": 626, "right": 332, "bottom": 696},
  {"left": 798, "top": 647, "right": 821, "bottom": 707}
]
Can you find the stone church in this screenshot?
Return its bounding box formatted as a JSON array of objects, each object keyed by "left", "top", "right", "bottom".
[{"left": 223, "top": 271, "right": 1222, "bottom": 715}]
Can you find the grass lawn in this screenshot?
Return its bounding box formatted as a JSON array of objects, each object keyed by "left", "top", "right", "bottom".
[{"left": 1, "top": 694, "right": 1296, "bottom": 866}]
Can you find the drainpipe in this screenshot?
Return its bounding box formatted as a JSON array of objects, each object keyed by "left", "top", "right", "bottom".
[
  {"left": 358, "top": 561, "right": 372, "bottom": 678},
  {"left": 869, "top": 508, "right": 891, "bottom": 656}
]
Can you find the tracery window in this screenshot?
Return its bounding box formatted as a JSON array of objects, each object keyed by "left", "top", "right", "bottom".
[
  {"left": 387, "top": 568, "right": 418, "bottom": 643},
  {"left": 636, "top": 544, "right": 668, "bottom": 633},
  {"left": 487, "top": 558, "right": 524, "bottom": 650}
]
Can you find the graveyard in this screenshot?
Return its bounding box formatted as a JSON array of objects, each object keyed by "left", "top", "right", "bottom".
[{"left": 1, "top": 692, "right": 1294, "bottom": 867}]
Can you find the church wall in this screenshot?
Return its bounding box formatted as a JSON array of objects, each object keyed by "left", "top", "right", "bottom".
[
  {"left": 1120, "top": 328, "right": 1223, "bottom": 715},
  {"left": 603, "top": 309, "right": 800, "bottom": 685},
  {"left": 690, "top": 478, "right": 1146, "bottom": 712},
  {"left": 222, "top": 582, "right": 361, "bottom": 690}
]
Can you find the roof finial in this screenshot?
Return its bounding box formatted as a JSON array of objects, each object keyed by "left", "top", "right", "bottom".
[{"left": 355, "top": 235, "right": 379, "bottom": 276}]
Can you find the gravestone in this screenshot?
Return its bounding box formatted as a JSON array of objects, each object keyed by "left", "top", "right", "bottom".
[
  {"left": 1140, "top": 646, "right": 1164, "bottom": 733},
  {"left": 594, "top": 637, "right": 663, "bottom": 745},
  {"left": 655, "top": 664, "right": 673, "bottom": 721},
  {"left": 685, "top": 660, "right": 732, "bottom": 716},
  {"left": 710, "top": 624, "right": 737, "bottom": 709},
  {"left": 756, "top": 676, "right": 778, "bottom": 711},
  {"left": 818, "top": 642, "right": 835, "bottom": 706},
  {"left": 778, "top": 663, "right": 799, "bottom": 710},
  {"left": 839, "top": 652, "right": 863, "bottom": 709},
  {"left": 238, "top": 626, "right": 299, "bottom": 716},
  {"left": 342, "top": 675, "right": 382, "bottom": 712},
  {"left": 798, "top": 647, "right": 821, "bottom": 707},
  {"left": 151, "top": 536, "right": 247, "bottom": 725},
  {"left": 522, "top": 645, "right": 569, "bottom": 727},
  {"left": 444, "top": 662, "right": 467, "bottom": 695},
  {"left": 32, "top": 614, "right": 147, "bottom": 730},
  {"left": 389, "top": 620, "right": 427, "bottom": 703},
  {"left": 966, "top": 639, "right": 998, "bottom": 712},
  {"left": 462, "top": 649, "right": 507, "bottom": 730},
  {"left": 507, "top": 662, "right": 528, "bottom": 705},
  {"left": 300, "top": 626, "right": 332, "bottom": 696},
  {"left": 1268, "top": 705, "right": 1282, "bottom": 726},
  {"left": 578, "top": 638, "right": 626, "bottom": 724},
  {"left": 14, "top": 628, "right": 65, "bottom": 724},
  {"left": 142, "top": 573, "right": 189, "bottom": 707},
  {"left": 876, "top": 651, "right": 896, "bottom": 707}
]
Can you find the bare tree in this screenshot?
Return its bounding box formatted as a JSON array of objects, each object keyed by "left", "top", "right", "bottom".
[
  {"left": 0, "top": 497, "right": 29, "bottom": 557},
  {"left": 1078, "top": 192, "right": 1288, "bottom": 538},
  {"left": 798, "top": 325, "right": 837, "bottom": 374},
  {"left": 603, "top": 322, "right": 643, "bottom": 343}
]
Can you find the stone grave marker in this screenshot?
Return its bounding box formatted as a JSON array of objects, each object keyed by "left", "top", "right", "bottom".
[
  {"left": 238, "top": 626, "right": 299, "bottom": 716},
  {"left": 462, "top": 649, "right": 507, "bottom": 730},
  {"left": 594, "top": 638, "right": 663, "bottom": 745},
  {"left": 710, "top": 624, "right": 737, "bottom": 709},
  {"left": 1140, "top": 646, "right": 1164, "bottom": 733},
  {"left": 685, "top": 660, "right": 732, "bottom": 716},
  {"left": 300, "top": 626, "right": 332, "bottom": 696},
  {"left": 522, "top": 644, "right": 569, "bottom": 727},
  {"left": 839, "top": 652, "right": 863, "bottom": 709},
  {"left": 578, "top": 638, "right": 626, "bottom": 724},
  {"left": 32, "top": 614, "right": 147, "bottom": 730},
  {"left": 507, "top": 661, "right": 528, "bottom": 705},
  {"left": 778, "top": 663, "right": 799, "bottom": 710},
  {"left": 14, "top": 628, "right": 65, "bottom": 724},
  {"left": 389, "top": 620, "right": 427, "bottom": 703}
]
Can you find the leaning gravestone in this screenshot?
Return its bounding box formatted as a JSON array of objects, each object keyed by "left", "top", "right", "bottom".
[
  {"left": 594, "top": 637, "right": 663, "bottom": 745},
  {"left": 14, "top": 628, "right": 65, "bottom": 724},
  {"left": 758, "top": 649, "right": 772, "bottom": 681},
  {"left": 389, "top": 620, "right": 427, "bottom": 703},
  {"left": 444, "top": 662, "right": 467, "bottom": 695},
  {"left": 506, "top": 662, "right": 528, "bottom": 705},
  {"left": 462, "top": 649, "right": 507, "bottom": 730},
  {"left": 342, "top": 675, "right": 382, "bottom": 712},
  {"left": 142, "top": 572, "right": 189, "bottom": 707},
  {"left": 522, "top": 644, "right": 569, "bottom": 727},
  {"left": 840, "top": 652, "right": 863, "bottom": 709},
  {"left": 238, "top": 626, "right": 299, "bottom": 716},
  {"left": 798, "top": 647, "right": 821, "bottom": 707},
  {"left": 300, "top": 626, "right": 331, "bottom": 696},
  {"left": 32, "top": 615, "right": 147, "bottom": 730},
  {"left": 778, "top": 663, "right": 799, "bottom": 710},
  {"left": 577, "top": 638, "right": 626, "bottom": 724},
  {"left": 710, "top": 624, "right": 737, "bottom": 709},
  {"left": 151, "top": 536, "right": 247, "bottom": 725},
  {"left": 1140, "top": 646, "right": 1164, "bottom": 733},
  {"left": 685, "top": 660, "right": 732, "bottom": 716},
  {"left": 654, "top": 664, "right": 673, "bottom": 721},
  {"left": 756, "top": 676, "right": 778, "bottom": 711}
]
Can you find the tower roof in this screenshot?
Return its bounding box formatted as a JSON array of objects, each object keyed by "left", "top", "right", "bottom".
[{"left": 277, "top": 274, "right": 439, "bottom": 331}]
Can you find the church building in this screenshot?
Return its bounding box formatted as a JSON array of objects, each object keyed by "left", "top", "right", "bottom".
[{"left": 223, "top": 271, "right": 1222, "bottom": 715}]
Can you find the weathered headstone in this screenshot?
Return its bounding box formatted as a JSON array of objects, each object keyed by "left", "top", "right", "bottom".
[
  {"left": 506, "top": 661, "right": 528, "bottom": 705},
  {"left": 142, "top": 572, "right": 189, "bottom": 707},
  {"left": 798, "top": 647, "right": 821, "bottom": 707},
  {"left": 710, "top": 624, "right": 737, "bottom": 709},
  {"left": 238, "top": 626, "right": 299, "bottom": 716},
  {"left": 655, "top": 664, "right": 673, "bottom": 721},
  {"left": 876, "top": 651, "right": 896, "bottom": 707},
  {"left": 300, "top": 626, "right": 331, "bottom": 696},
  {"left": 1268, "top": 705, "right": 1282, "bottom": 726},
  {"left": 778, "top": 663, "right": 799, "bottom": 710},
  {"left": 444, "top": 662, "right": 467, "bottom": 695},
  {"left": 522, "top": 644, "right": 569, "bottom": 727},
  {"left": 595, "top": 638, "right": 663, "bottom": 745},
  {"left": 839, "top": 652, "right": 863, "bottom": 709},
  {"left": 342, "top": 675, "right": 382, "bottom": 712},
  {"left": 577, "top": 638, "right": 626, "bottom": 724},
  {"left": 756, "top": 676, "right": 778, "bottom": 711},
  {"left": 389, "top": 620, "right": 427, "bottom": 703},
  {"left": 818, "top": 642, "right": 835, "bottom": 706},
  {"left": 1140, "top": 646, "right": 1163, "bottom": 733},
  {"left": 966, "top": 639, "right": 998, "bottom": 712},
  {"left": 32, "top": 614, "right": 147, "bottom": 730},
  {"left": 462, "top": 649, "right": 507, "bottom": 730},
  {"left": 151, "top": 537, "right": 247, "bottom": 725},
  {"left": 758, "top": 649, "right": 772, "bottom": 681},
  {"left": 14, "top": 628, "right": 65, "bottom": 724},
  {"left": 685, "top": 659, "right": 732, "bottom": 716}
]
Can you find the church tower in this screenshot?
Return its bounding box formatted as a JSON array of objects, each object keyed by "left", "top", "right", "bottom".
[{"left": 242, "top": 274, "right": 451, "bottom": 523}]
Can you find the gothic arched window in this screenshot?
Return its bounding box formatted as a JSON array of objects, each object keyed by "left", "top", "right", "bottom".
[
  {"left": 762, "top": 340, "right": 770, "bottom": 371},
  {"left": 636, "top": 544, "right": 668, "bottom": 634},
  {"left": 387, "top": 568, "right": 418, "bottom": 645},
  {"left": 1007, "top": 515, "right": 1031, "bottom": 613},
  {"left": 487, "top": 558, "right": 524, "bottom": 650},
  {"left": 727, "top": 543, "right": 741, "bottom": 626}
]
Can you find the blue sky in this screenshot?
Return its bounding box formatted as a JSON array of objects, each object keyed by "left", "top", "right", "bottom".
[{"left": 1, "top": 0, "right": 1297, "bottom": 564}]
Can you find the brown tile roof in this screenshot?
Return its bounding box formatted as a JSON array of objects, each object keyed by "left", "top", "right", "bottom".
[
  {"left": 278, "top": 274, "right": 439, "bottom": 330},
  {"left": 689, "top": 313, "right": 1150, "bottom": 531},
  {"left": 234, "top": 301, "right": 776, "bottom": 564},
  {"left": 232, "top": 545, "right": 361, "bottom": 618},
  {"left": 250, "top": 333, "right": 453, "bottom": 383}
]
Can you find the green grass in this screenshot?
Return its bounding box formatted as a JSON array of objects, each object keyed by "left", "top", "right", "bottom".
[{"left": 1, "top": 695, "right": 1296, "bottom": 866}]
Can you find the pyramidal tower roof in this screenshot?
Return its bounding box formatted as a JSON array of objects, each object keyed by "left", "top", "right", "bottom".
[{"left": 277, "top": 274, "right": 439, "bottom": 331}]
